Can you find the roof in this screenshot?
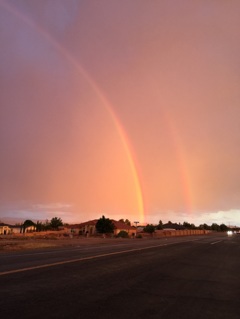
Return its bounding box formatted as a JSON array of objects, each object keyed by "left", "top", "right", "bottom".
[
  {"left": 66, "top": 219, "right": 136, "bottom": 231},
  {"left": 112, "top": 220, "right": 136, "bottom": 230},
  {"left": 66, "top": 220, "right": 98, "bottom": 229},
  {"left": 0, "top": 223, "right": 12, "bottom": 227},
  {"left": 163, "top": 223, "right": 185, "bottom": 230}
]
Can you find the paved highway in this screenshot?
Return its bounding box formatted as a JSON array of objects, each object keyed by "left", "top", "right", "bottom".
[{"left": 1, "top": 233, "right": 239, "bottom": 318}]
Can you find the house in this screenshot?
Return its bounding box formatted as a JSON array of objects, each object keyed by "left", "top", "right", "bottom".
[
  {"left": 10, "top": 225, "right": 22, "bottom": 234},
  {"left": 67, "top": 220, "right": 98, "bottom": 236},
  {"left": 23, "top": 225, "right": 37, "bottom": 233},
  {"left": 162, "top": 222, "right": 185, "bottom": 230},
  {"left": 0, "top": 223, "right": 12, "bottom": 235},
  {"left": 0, "top": 223, "right": 37, "bottom": 235},
  {"left": 112, "top": 220, "right": 136, "bottom": 237},
  {"left": 68, "top": 219, "right": 137, "bottom": 237},
  {"left": 12, "top": 224, "right": 36, "bottom": 233}
]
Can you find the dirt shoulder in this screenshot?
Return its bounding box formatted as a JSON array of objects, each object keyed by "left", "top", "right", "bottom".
[{"left": 0, "top": 234, "right": 117, "bottom": 252}]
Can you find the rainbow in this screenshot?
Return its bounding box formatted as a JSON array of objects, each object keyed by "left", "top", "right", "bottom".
[
  {"left": 1, "top": 0, "right": 146, "bottom": 222},
  {"left": 165, "top": 111, "right": 194, "bottom": 215}
]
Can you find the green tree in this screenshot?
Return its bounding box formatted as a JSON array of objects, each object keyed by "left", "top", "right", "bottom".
[
  {"left": 183, "top": 221, "right": 191, "bottom": 229},
  {"left": 124, "top": 219, "right": 131, "bottom": 226},
  {"left": 50, "top": 217, "right": 63, "bottom": 230},
  {"left": 118, "top": 218, "right": 131, "bottom": 226},
  {"left": 211, "top": 223, "right": 220, "bottom": 231},
  {"left": 199, "top": 223, "right": 210, "bottom": 230},
  {"left": 143, "top": 224, "right": 155, "bottom": 234},
  {"left": 36, "top": 221, "right": 44, "bottom": 232},
  {"left": 183, "top": 221, "right": 196, "bottom": 230},
  {"left": 22, "top": 220, "right": 35, "bottom": 233},
  {"left": 219, "top": 223, "right": 228, "bottom": 232},
  {"left": 96, "top": 215, "right": 114, "bottom": 234},
  {"left": 156, "top": 220, "right": 163, "bottom": 230}
]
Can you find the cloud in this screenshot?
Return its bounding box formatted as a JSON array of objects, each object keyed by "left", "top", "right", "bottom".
[
  {"left": 32, "top": 203, "right": 73, "bottom": 211},
  {"left": 0, "top": 201, "right": 74, "bottom": 223}
]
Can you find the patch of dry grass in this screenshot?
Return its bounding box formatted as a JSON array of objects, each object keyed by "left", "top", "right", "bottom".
[
  {"left": 0, "top": 234, "right": 110, "bottom": 252},
  {"left": 0, "top": 241, "right": 60, "bottom": 251}
]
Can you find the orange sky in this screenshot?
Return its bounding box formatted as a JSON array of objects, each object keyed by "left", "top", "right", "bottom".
[{"left": 1, "top": 1, "right": 240, "bottom": 226}]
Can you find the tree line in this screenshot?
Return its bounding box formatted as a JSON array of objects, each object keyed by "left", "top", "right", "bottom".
[
  {"left": 21, "top": 217, "right": 63, "bottom": 233},
  {"left": 143, "top": 220, "right": 232, "bottom": 234},
  {"left": 19, "top": 216, "right": 235, "bottom": 234}
]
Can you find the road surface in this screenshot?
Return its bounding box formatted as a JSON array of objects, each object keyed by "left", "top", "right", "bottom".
[{"left": 1, "top": 233, "right": 239, "bottom": 318}]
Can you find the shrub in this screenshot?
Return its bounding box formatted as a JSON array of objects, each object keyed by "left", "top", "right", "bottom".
[{"left": 117, "top": 230, "right": 129, "bottom": 238}]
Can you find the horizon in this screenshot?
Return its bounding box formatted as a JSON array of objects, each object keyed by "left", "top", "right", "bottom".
[{"left": 1, "top": 215, "right": 239, "bottom": 229}]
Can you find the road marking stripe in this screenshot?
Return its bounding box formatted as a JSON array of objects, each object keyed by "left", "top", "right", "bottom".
[
  {"left": 0, "top": 239, "right": 198, "bottom": 276},
  {"left": 1, "top": 243, "right": 135, "bottom": 258},
  {"left": 211, "top": 240, "right": 222, "bottom": 245}
]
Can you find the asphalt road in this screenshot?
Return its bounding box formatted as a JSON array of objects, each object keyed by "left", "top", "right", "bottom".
[{"left": 1, "top": 233, "right": 239, "bottom": 319}]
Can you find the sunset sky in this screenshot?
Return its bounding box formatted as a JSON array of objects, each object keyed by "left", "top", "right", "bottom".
[{"left": 1, "top": 0, "right": 240, "bottom": 226}]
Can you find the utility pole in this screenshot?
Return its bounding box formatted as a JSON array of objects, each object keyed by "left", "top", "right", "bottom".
[{"left": 134, "top": 221, "right": 139, "bottom": 228}]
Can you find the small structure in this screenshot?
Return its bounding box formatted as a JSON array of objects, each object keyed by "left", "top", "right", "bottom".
[
  {"left": 112, "top": 221, "right": 136, "bottom": 237},
  {"left": 0, "top": 223, "right": 37, "bottom": 234},
  {"left": 77, "top": 220, "right": 98, "bottom": 236},
  {"left": 24, "top": 225, "right": 36, "bottom": 233},
  {"left": 64, "top": 220, "right": 98, "bottom": 236},
  {"left": 10, "top": 225, "right": 22, "bottom": 234},
  {"left": 0, "top": 223, "right": 12, "bottom": 235}
]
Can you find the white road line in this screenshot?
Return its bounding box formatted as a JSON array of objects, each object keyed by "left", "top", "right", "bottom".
[
  {"left": 0, "top": 244, "right": 165, "bottom": 276},
  {"left": 211, "top": 240, "right": 222, "bottom": 245},
  {"left": 0, "top": 239, "right": 199, "bottom": 276},
  {"left": 1, "top": 243, "right": 134, "bottom": 258},
  {"left": 1, "top": 238, "right": 200, "bottom": 258}
]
